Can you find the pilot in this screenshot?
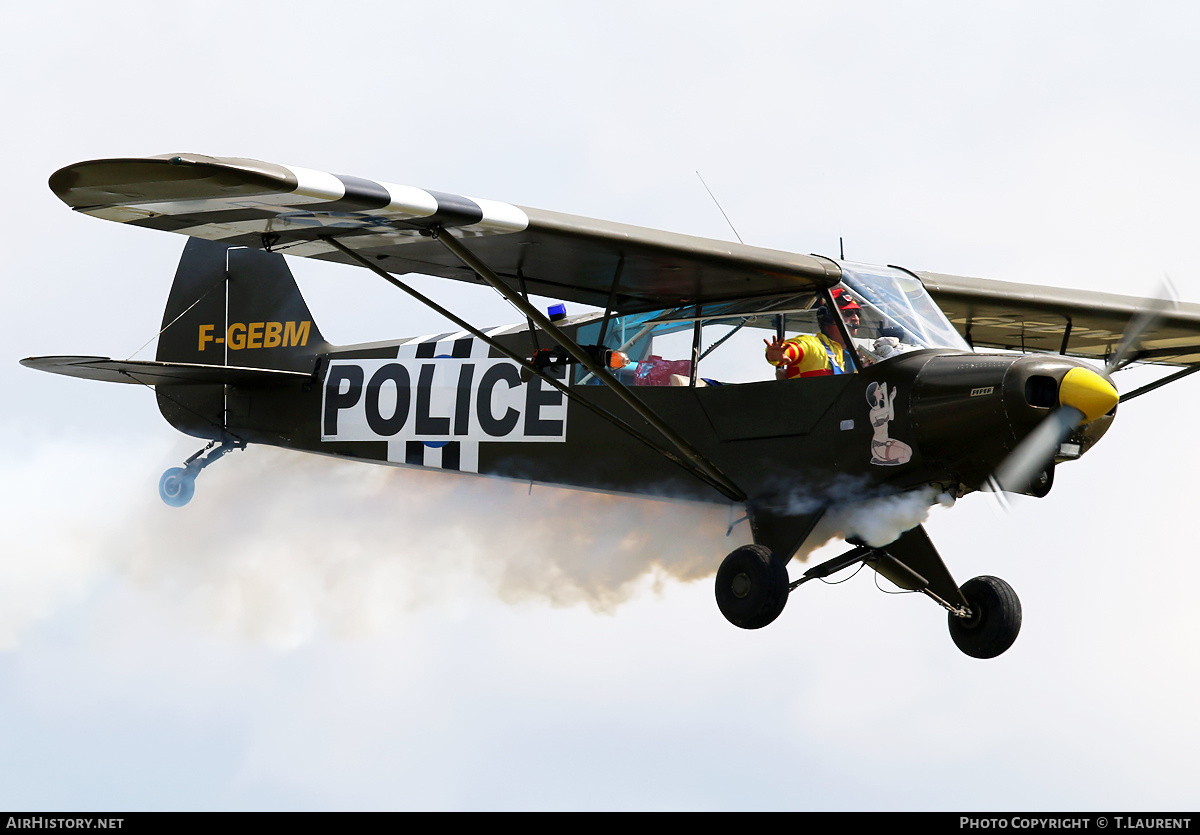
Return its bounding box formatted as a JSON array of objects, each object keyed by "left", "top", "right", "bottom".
[{"left": 764, "top": 288, "right": 860, "bottom": 378}]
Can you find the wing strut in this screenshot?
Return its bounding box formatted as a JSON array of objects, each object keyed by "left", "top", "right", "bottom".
[
  {"left": 595, "top": 256, "right": 626, "bottom": 350},
  {"left": 1119, "top": 363, "right": 1200, "bottom": 403},
  {"left": 515, "top": 268, "right": 540, "bottom": 354},
  {"left": 427, "top": 226, "right": 748, "bottom": 503},
  {"left": 323, "top": 237, "right": 747, "bottom": 503}
]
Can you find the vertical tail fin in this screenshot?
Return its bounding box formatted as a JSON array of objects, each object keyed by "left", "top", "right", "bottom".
[
  {"left": 155, "top": 239, "right": 328, "bottom": 439},
  {"left": 156, "top": 239, "right": 327, "bottom": 371}
]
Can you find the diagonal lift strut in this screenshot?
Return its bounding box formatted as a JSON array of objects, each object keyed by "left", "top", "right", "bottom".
[
  {"left": 427, "top": 226, "right": 748, "bottom": 503},
  {"left": 322, "top": 235, "right": 747, "bottom": 503}
]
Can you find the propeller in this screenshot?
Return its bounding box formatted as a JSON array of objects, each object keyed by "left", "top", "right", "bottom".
[
  {"left": 1104, "top": 278, "right": 1177, "bottom": 373},
  {"left": 987, "top": 281, "right": 1176, "bottom": 495}
]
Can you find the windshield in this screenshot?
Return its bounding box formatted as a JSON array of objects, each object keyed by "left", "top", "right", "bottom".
[{"left": 837, "top": 261, "right": 970, "bottom": 356}]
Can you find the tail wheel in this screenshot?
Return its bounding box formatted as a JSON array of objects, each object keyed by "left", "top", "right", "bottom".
[
  {"left": 159, "top": 467, "right": 196, "bottom": 507},
  {"left": 948, "top": 575, "right": 1022, "bottom": 658},
  {"left": 715, "top": 545, "right": 789, "bottom": 629}
]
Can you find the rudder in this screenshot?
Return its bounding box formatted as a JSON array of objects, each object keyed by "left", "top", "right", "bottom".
[
  {"left": 157, "top": 239, "right": 327, "bottom": 371},
  {"left": 155, "top": 239, "right": 328, "bottom": 440}
]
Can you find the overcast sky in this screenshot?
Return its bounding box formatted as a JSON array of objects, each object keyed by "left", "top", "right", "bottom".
[{"left": 2, "top": 1, "right": 1198, "bottom": 811}]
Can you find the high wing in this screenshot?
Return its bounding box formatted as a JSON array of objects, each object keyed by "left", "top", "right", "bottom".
[
  {"left": 49, "top": 154, "right": 840, "bottom": 313},
  {"left": 50, "top": 153, "right": 1200, "bottom": 366},
  {"left": 920, "top": 271, "right": 1200, "bottom": 366}
]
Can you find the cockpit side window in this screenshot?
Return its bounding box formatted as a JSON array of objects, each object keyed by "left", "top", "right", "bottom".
[
  {"left": 567, "top": 266, "right": 965, "bottom": 388},
  {"left": 573, "top": 293, "right": 824, "bottom": 387}
]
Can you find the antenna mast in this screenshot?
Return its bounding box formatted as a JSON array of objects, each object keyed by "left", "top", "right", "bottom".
[{"left": 695, "top": 171, "right": 744, "bottom": 245}]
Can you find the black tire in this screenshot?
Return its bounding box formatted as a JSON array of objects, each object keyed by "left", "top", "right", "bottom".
[
  {"left": 159, "top": 467, "right": 195, "bottom": 508},
  {"left": 715, "top": 545, "right": 789, "bottom": 629},
  {"left": 948, "top": 575, "right": 1022, "bottom": 659}
]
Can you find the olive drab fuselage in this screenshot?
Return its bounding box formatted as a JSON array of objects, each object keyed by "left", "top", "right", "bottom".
[{"left": 157, "top": 318, "right": 1113, "bottom": 557}]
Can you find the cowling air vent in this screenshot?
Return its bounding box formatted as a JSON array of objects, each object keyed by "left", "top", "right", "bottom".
[{"left": 1025, "top": 375, "right": 1058, "bottom": 408}]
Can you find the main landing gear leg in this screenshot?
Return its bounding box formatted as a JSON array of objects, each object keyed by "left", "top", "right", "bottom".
[
  {"left": 717, "top": 525, "right": 1022, "bottom": 659},
  {"left": 158, "top": 440, "right": 246, "bottom": 507}
]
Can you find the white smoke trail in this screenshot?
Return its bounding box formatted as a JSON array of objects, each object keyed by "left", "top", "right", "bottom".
[
  {"left": 787, "top": 479, "right": 956, "bottom": 560},
  {"left": 822, "top": 486, "right": 955, "bottom": 548},
  {"left": 3, "top": 435, "right": 960, "bottom": 649},
  {"left": 2, "top": 441, "right": 750, "bottom": 649}
]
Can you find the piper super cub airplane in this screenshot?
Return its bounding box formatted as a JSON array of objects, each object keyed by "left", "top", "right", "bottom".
[{"left": 25, "top": 154, "right": 1200, "bottom": 658}]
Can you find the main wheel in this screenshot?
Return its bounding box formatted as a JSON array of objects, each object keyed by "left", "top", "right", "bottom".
[
  {"left": 159, "top": 467, "right": 196, "bottom": 507},
  {"left": 948, "top": 575, "right": 1022, "bottom": 658},
  {"left": 715, "top": 545, "right": 789, "bottom": 629}
]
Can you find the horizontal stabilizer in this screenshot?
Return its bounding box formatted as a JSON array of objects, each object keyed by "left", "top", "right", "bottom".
[{"left": 21, "top": 355, "right": 312, "bottom": 386}]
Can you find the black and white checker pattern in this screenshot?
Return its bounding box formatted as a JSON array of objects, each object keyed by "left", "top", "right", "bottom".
[{"left": 382, "top": 326, "right": 524, "bottom": 474}]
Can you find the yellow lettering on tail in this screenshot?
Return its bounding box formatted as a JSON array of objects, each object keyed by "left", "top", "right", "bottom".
[
  {"left": 284, "top": 321, "right": 311, "bottom": 347},
  {"left": 218, "top": 321, "right": 310, "bottom": 350}
]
